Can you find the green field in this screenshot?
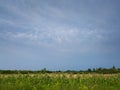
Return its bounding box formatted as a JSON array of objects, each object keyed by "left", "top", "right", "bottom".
[{"left": 0, "top": 73, "right": 120, "bottom": 90}]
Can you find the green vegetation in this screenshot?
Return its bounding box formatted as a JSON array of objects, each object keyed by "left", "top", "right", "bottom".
[
  {"left": 0, "top": 66, "right": 120, "bottom": 74},
  {"left": 0, "top": 67, "right": 120, "bottom": 90},
  {"left": 0, "top": 73, "right": 120, "bottom": 90}
]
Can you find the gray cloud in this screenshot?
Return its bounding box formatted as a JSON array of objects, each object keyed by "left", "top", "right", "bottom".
[{"left": 0, "top": 0, "right": 120, "bottom": 68}]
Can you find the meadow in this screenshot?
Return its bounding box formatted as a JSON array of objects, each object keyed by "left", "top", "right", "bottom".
[{"left": 0, "top": 73, "right": 120, "bottom": 90}]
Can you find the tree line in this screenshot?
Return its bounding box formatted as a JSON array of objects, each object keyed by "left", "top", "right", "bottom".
[{"left": 0, "top": 66, "right": 120, "bottom": 74}]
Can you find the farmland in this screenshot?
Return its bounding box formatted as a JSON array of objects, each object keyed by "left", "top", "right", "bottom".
[{"left": 0, "top": 73, "right": 120, "bottom": 90}]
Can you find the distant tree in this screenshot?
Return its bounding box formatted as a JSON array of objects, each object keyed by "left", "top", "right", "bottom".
[
  {"left": 87, "top": 68, "right": 92, "bottom": 72},
  {"left": 41, "top": 68, "right": 47, "bottom": 73},
  {"left": 110, "top": 66, "right": 117, "bottom": 73},
  {"left": 93, "top": 68, "right": 96, "bottom": 72},
  {"left": 112, "top": 66, "right": 116, "bottom": 69},
  {"left": 96, "top": 67, "right": 103, "bottom": 73}
]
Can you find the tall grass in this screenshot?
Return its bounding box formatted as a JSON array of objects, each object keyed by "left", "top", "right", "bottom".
[{"left": 0, "top": 73, "right": 120, "bottom": 90}]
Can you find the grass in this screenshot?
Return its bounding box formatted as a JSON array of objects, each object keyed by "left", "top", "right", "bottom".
[{"left": 0, "top": 73, "right": 120, "bottom": 90}]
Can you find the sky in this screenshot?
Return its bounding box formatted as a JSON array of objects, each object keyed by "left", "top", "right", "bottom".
[{"left": 0, "top": 0, "right": 120, "bottom": 70}]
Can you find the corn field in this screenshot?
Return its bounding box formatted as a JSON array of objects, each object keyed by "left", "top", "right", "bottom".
[{"left": 0, "top": 73, "right": 120, "bottom": 90}]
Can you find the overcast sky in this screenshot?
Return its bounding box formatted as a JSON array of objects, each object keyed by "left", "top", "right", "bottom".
[{"left": 0, "top": 0, "right": 120, "bottom": 70}]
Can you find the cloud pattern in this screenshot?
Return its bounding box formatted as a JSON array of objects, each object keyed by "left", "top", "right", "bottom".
[{"left": 0, "top": 0, "right": 120, "bottom": 70}]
